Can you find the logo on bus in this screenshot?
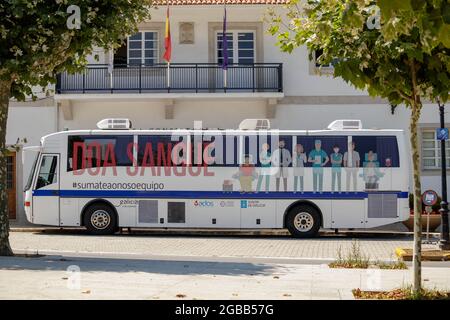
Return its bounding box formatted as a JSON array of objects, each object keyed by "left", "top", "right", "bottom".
[
  {"left": 241, "top": 200, "right": 266, "bottom": 209},
  {"left": 220, "top": 200, "right": 235, "bottom": 207},
  {"left": 193, "top": 200, "right": 214, "bottom": 207}
]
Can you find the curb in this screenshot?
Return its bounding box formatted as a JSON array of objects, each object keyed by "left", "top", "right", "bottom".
[{"left": 9, "top": 227, "right": 420, "bottom": 237}]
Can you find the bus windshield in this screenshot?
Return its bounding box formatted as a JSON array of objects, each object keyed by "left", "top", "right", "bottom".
[{"left": 24, "top": 153, "right": 39, "bottom": 191}]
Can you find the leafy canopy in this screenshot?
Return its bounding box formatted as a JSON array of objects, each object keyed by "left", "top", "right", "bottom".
[
  {"left": 0, "top": 0, "right": 152, "bottom": 100},
  {"left": 267, "top": 0, "right": 450, "bottom": 106}
]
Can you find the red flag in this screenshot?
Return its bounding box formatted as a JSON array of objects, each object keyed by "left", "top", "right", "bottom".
[{"left": 163, "top": 6, "right": 171, "bottom": 63}]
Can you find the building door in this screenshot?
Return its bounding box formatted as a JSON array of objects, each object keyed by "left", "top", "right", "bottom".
[{"left": 6, "top": 152, "right": 16, "bottom": 219}]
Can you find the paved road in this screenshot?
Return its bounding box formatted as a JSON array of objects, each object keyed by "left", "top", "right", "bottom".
[
  {"left": 3, "top": 231, "right": 449, "bottom": 300},
  {"left": 1, "top": 253, "right": 449, "bottom": 300},
  {"left": 9, "top": 230, "right": 437, "bottom": 261}
]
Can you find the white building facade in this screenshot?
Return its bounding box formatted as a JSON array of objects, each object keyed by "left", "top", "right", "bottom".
[{"left": 6, "top": 1, "right": 447, "bottom": 223}]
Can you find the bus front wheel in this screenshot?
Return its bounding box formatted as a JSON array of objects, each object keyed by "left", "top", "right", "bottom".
[
  {"left": 83, "top": 203, "right": 117, "bottom": 235},
  {"left": 286, "top": 205, "right": 321, "bottom": 238}
]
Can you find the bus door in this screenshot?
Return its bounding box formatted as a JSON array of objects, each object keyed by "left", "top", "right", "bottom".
[{"left": 32, "top": 154, "right": 60, "bottom": 226}]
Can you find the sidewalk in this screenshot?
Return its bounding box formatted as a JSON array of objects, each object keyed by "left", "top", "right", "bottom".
[
  {"left": 1, "top": 254, "right": 449, "bottom": 300},
  {"left": 9, "top": 231, "right": 436, "bottom": 261}
]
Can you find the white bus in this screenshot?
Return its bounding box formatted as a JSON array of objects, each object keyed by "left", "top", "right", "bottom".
[{"left": 23, "top": 119, "right": 409, "bottom": 237}]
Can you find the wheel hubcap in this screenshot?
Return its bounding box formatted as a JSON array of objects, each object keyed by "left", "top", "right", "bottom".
[
  {"left": 90, "top": 210, "right": 111, "bottom": 230},
  {"left": 293, "top": 212, "right": 314, "bottom": 232}
]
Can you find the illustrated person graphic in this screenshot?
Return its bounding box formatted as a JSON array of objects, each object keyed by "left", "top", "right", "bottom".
[
  {"left": 385, "top": 158, "right": 392, "bottom": 167},
  {"left": 272, "top": 139, "right": 292, "bottom": 192},
  {"left": 330, "top": 145, "right": 343, "bottom": 192},
  {"left": 361, "top": 150, "right": 384, "bottom": 190},
  {"left": 232, "top": 154, "right": 257, "bottom": 193},
  {"left": 308, "top": 139, "right": 329, "bottom": 192},
  {"left": 256, "top": 143, "right": 271, "bottom": 193},
  {"left": 293, "top": 143, "right": 307, "bottom": 193},
  {"left": 343, "top": 141, "right": 360, "bottom": 192}
]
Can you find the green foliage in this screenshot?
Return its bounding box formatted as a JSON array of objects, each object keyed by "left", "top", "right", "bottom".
[
  {"left": 266, "top": 0, "right": 450, "bottom": 107},
  {"left": 0, "top": 0, "right": 152, "bottom": 100},
  {"left": 374, "top": 260, "right": 408, "bottom": 270}
]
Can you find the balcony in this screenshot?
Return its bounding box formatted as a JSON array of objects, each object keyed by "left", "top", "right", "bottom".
[{"left": 56, "top": 63, "right": 283, "bottom": 94}]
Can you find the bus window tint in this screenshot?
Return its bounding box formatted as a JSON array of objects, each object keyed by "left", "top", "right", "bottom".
[
  {"left": 295, "top": 136, "right": 345, "bottom": 167},
  {"left": 192, "top": 134, "right": 237, "bottom": 167},
  {"left": 138, "top": 135, "right": 186, "bottom": 167},
  {"left": 190, "top": 134, "right": 210, "bottom": 166},
  {"left": 352, "top": 136, "right": 399, "bottom": 167},
  {"left": 224, "top": 135, "right": 238, "bottom": 167},
  {"left": 239, "top": 134, "right": 292, "bottom": 167},
  {"left": 243, "top": 135, "right": 259, "bottom": 166},
  {"left": 67, "top": 135, "right": 133, "bottom": 171},
  {"left": 256, "top": 134, "right": 272, "bottom": 167}
]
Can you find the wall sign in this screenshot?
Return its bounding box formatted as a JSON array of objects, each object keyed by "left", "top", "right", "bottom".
[
  {"left": 436, "top": 128, "right": 449, "bottom": 141},
  {"left": 179, "top": 22, "right": 194, "bottom": 44}
]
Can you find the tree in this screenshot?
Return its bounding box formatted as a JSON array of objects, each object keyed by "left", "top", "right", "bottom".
[
  {"left": 0, "top": 0, "right": 152, "bottom": 256},
  {"left": 267, "top": 0, "right": 450, "bottom": 292}
]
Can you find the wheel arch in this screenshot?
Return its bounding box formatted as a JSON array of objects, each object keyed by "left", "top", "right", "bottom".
[
  {"left": 80, "top": 199, "right": 119, "bottom": 227},
  {"left": 283, "top": 200, "right": 323, "bottom": 228}
]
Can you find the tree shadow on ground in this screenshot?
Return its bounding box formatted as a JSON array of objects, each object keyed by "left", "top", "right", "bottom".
[{"left": 0, "top": 254, "right": 282, "bottom": 276}]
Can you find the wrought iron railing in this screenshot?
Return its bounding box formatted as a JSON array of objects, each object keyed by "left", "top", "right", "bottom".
[{"left": 56, "top": 63, "right": 283, "bottom": 93}]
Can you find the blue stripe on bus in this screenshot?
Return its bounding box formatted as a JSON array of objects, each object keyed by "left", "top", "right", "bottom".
[{"left": 32, "top": 189, "right": 409, "bottom": 199}]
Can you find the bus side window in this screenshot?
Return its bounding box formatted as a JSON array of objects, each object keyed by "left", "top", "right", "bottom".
[
  {"left": 36, "top": 155, "right": 58, "bottom": 190},
  {"left": 138, "top": 135, "right": 186, "bottom": 167},
  {"left": 242, "top": 135, "right": 259, "bottom": 166},
  {"left": 67, "top": 135, "right": 133, "bottom": 171},
  {"left": 191, "top": 134, "right": 231, "bottom": 167},
  {"left": 297, "top": 136, "right": 347, "bottom": 167},
  {"left": 351, "top": 136, "right": 399, "bottom": 167}
]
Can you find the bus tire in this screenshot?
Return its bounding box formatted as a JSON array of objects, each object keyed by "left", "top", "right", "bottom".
[
  {"left": 286, "top": 205, "right": 321, "bottom": 238},
  {"left": 83, "top": 203, "right": 117, "bottom": 235}
]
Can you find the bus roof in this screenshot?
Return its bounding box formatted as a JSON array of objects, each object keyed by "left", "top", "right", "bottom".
[{"left": 40, "top": 127, "right": 404, "bottom": 144}]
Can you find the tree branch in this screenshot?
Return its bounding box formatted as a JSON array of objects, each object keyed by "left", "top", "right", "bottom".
[
  {"left": 383, "top": 80, "right": 414, "bottom": 104},
  {"left": 395, "top": 88, "right": 414, "bottom": 104},
  {"left": 409, "top": 58, "right": 421, "bottom": 108}
]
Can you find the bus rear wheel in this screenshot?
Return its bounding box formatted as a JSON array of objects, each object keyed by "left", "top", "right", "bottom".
[
  {"left": 83, "top": 203, "right": 117, "bottom": 235},
  {"left": 286, "top": 205, "right": 321, "bottom": 238}
]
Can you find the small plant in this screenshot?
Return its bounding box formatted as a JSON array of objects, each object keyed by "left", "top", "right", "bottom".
[
  {"left": 329, "top": 240, "right": 407, "bottom": 269},
  {"left": 329, "top": 240, "right": 370, "bottom": 269},
  {"left": 373, "top": 260, "right": 408, "bottom": 270},
  {"left": 353, "top": 286, "right": 450, "bottom": 300}
]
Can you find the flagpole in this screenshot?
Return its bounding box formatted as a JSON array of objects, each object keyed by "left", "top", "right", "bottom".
[
  {"left": 167, "top": 61, "right": 170, "bottom": 92},
  {"left": 166, "top": 2, "right": 171, "bottom": 92},
  {"left": 108, "top": 50, "right": 113, "bottom": 93},
  {"left": 224, "top": 69, "right": 227, "bottom": 92},
  {"left": 223, "top": 0, "right": 227, "bottom": 92}
]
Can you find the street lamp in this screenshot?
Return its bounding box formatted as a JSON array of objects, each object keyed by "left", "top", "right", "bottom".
[{"left": 438, "top": 100, "right": 450, "bottom": 250}]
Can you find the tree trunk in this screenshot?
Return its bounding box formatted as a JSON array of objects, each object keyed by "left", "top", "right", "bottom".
[
  {"left": 0, "top": 80, "right": 13, "bottom": 256},
  {"left": 410, "top": 101, "right": 422, "bottom": 293}
]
